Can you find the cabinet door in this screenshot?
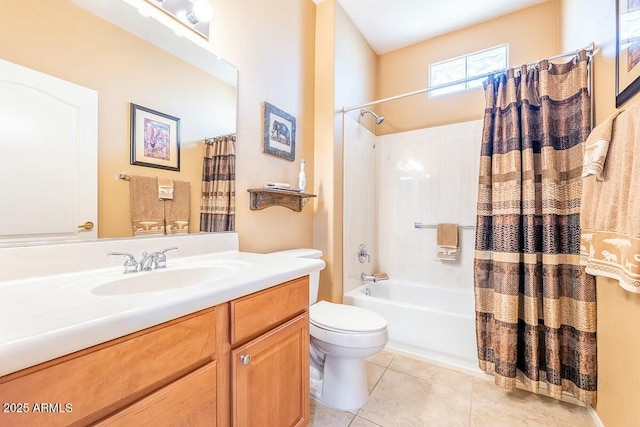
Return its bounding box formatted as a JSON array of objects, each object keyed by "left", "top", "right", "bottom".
[{"left": 232, "top": 313, "right": 309, "bottom": 427}]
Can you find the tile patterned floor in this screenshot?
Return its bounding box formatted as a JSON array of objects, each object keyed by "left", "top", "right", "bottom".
[{"left": 309, "top": 352, "right": 595, "bottom": 427}]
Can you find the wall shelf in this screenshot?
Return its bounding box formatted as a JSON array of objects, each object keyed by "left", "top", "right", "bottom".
[{"left": 247, "top": 188, "right": 316, "bottom": 212}]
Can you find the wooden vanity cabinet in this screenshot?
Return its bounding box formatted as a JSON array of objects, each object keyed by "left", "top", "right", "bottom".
[
  {"left": 231, "top": 313, "right": 309, "bottom": 427},
  {"left": 0, "top": 276, "right": 310, "bottom": 427},
  {"left": 230, "top": 277, "right": 310, "bottom": 427},
  {"left": 0, "top": 307, "right": 218, "bottom": 427}
]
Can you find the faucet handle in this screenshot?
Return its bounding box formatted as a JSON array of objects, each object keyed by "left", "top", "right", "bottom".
[
  {"left": 358, "top": 244, "right": 371, "bottom": 263},
  {"left": 154, "top": 246, "right": 178, "bottom": 269},
  {"left": 108, "top": 252, "right": 139, "bottom": 274}
]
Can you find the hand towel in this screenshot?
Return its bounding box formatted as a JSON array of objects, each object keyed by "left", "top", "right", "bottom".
[
  {"left": 130, "top": 175, "right": 165, "bottom": 236},
  {"left": 158, "top": 177, "right": 174, "bottom": 200},
  {"left": 581, "top": 101, "right": 640, "bottom": 293},
  {"left": 437, "top": 223, "right": 459, "bottom": 261},
  {"left": 165, "top": 180, "right": 190, "bottom": 234},
  {"left": 582, "top": 109, "right": 623, "bottom": 181}
]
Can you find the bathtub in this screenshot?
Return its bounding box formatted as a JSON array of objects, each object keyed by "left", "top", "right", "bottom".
[{"left": 343, "top": 281, "right": 479, "bottom": 371}]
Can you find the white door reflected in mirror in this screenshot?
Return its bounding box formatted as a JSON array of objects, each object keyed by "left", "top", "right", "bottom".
[{"left": 0, "top": 59, "right": 98, "bottom": 244}]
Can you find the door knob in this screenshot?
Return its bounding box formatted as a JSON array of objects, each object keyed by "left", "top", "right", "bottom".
[
  {"left": 239, "top": 354, "right": 251, "bottom": 366},
  {"left": 77, "top": 221, "right": 95, "bottom": 230}
]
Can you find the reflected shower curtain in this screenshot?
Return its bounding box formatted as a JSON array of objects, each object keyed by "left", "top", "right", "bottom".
[
  {"left": 200, "top": 134, "right": 236, "bottom": 232},
  {"left": 474, "top": 51, "right": 597, "bottom": 404}
]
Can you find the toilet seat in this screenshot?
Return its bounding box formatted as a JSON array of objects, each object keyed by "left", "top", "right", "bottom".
[
  {"left": 309, "top": 301, "right": 388, "bottom": 349},
  {"left": 310, "top": 301, "right": 387, "bottom": 333}
]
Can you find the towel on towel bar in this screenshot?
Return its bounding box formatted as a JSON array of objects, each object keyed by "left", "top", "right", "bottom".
[
  {"left": 581, "top": 101, "right": 640, "bottom": 293},
  {"left": 582, "top": 109, "right": 623, "bottom": 181},
  {"left": 158, "top": 177, "right": 174, "bottom": 200},
  {"left": 436, "top": 223, "right": 459, "bottom": 261},
  {"left": 130, "top": 175, "right": 165, "bottom": 236},
  {"left": 165, "top": 180, "right": 190, "bottom": 234}
]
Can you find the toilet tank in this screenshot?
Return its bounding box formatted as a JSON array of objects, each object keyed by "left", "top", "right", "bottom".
[{"left": 269, "top": 248, "right": 322, "bottom": 305}]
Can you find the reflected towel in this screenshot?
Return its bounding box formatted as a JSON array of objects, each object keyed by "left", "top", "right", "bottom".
[
  {"left": 582, "top": 109, "right": 623, "bottom": 181},
  {"left": 581, "top": 101, "right": 640, "bottom": 293},
  {"left": 165, "top": 180, "right": 190, "bottom": 234},
  {"left": 437, "top": 223, "right": 459, "bottom": 261},
  {"left": 158, "top": 177, "right": 174, "bottom": 200},
  {"left": 130, "top": 175, "right": 165, "bottom": 236}
]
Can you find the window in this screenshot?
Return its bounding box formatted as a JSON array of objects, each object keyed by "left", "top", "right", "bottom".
[{"left": 429, "top": 45, "right": 508, "bottom": 97}]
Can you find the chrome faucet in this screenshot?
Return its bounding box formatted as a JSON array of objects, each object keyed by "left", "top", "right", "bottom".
[
  {"left": 361, "top": 272, "right": 389, "bottom": 282},
  {"left": 108, "top": 246, "right": 178, "bottom": 273},
  {"left": 361, "top": 273, "right": 377, "bottom": 282},
  {"left": 139, "top": 246, "right": 178, "bottom": 271},
  {"left": 107, "top": 252, "right": 139, "bottom": 274}
]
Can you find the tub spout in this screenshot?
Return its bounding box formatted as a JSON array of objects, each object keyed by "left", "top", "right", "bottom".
[{"left": 361, "top": 272, "right": 389, "bottom": 282}]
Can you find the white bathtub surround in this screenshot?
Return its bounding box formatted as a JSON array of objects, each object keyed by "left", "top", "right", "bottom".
[
  {"left": 344, "top": 281, "right": 478, "bottom": 371},
  {"left": 0, "top": 232, "right": 325, "bottom": 377},
  {"left": 375, "top": 120, "right": 483, "bottom": 288},
  {"left": 343, "top": 115, "right": 378, "bottom": 294}
]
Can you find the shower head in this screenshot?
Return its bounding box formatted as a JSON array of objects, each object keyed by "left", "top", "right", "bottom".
[{"left": 360, "top": 109, "right": 385, "bottom": 125}]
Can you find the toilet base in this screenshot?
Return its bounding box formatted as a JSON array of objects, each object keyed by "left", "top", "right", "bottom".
[{"left": 314, "top": 355, "right": 369, "bottom": 412}]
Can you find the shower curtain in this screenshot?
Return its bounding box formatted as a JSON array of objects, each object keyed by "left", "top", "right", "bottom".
[
  {"left": 474, "top": 50, "right": 597, "bottom": 404},
  {"left": 200, "top": 134, "right": 236, "bottom": 232}
]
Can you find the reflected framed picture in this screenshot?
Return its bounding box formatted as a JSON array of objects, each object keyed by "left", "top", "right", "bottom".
[
  {"left": 262, "top": 101, "right": 296, "bottom": 161},
  {"left": 130, "top": 103, "right": 181, "bottom": 171},
  {"left": 616, "top": 0, "right": 640, "bottom": 107}
]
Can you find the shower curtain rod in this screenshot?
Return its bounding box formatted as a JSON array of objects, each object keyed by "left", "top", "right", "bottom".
[{"left": 342, "top": 42, "right": 595, "bottom": 113}]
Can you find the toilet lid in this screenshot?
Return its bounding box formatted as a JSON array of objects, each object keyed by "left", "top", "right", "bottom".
[{"left": 310, "top": 301, "right": 387, "bottom": 333}]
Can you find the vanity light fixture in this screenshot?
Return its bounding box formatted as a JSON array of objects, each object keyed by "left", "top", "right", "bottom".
[{"left": 143, "top": 0, "right": 213, "bottom": 39}]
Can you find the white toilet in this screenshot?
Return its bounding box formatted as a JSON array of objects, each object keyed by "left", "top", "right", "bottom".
[{"left": 269, "top": 249, "right": 388, "bottom": 411}]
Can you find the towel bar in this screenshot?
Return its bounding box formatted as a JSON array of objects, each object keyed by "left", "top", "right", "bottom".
[
  {"left": 118, "top": 173, "right": 131, "bottom": 181},
  {"left": 414, "top": 222, "right": 475, "bottom": 229}
]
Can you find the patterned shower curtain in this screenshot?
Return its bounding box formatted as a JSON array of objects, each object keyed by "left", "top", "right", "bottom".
[
  {"left": 200, "top": 134, "right": 236, "bottom": 232},
  {"left": 474, "top": 50, "right": 597, "bottom": 404}
]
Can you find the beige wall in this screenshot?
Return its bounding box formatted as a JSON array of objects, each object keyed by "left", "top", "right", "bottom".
[
  {"left": 375, "top": 0, "right": 561, "bottom": 134},
  {"left": 313, "top": 0, "right": 378, "bottom": 302},
  {"left": 561, "top": 1, "right": 640, "bottom": 425},
  {"left": 213, "top": 0, "right": 316, "bottom": 253},
  {"left": 0, "top": 0, "right": 236, "bottom": 239}
]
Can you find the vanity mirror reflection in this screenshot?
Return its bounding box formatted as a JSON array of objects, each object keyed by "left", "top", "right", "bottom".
[{"left": 0, "top": 0, "right": 237, "bottom": 246}]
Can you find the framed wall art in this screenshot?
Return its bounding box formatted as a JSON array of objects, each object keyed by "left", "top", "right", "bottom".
[
  {"left": 262, "top": 101, "right": 296, "bottom": 161},
  {"left": 130, "top": 103, "right": 181, "bottom": 171},
  {"left": 616, "top": 0, "right": 640, "bottom": 107}
]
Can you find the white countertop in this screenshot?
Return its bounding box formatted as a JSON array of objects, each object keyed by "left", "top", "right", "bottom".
[{"left": 0, "top": 233, "right": 324, "bottom": 377}]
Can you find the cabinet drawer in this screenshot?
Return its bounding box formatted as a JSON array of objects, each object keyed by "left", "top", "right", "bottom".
[
  {"left": 230, "top": 276, "right": 308, "bottom": 345},
  {"left": 95, "top": 361, "right": 217, "bottom": 426},
  {"left": 0, "top": 308, "right": 216, "bottom": 427}
]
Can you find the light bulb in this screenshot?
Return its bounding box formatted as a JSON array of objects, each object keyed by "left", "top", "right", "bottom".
[{"left": 191, "top": 0, "right": 213, "bottom": 22}]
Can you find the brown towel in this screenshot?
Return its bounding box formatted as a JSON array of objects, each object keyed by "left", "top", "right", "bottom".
[
  {"left": 158, "top": 177, "right": 174, "bottom": 200},
  {"left": 165, "top": 180, "right": 190, "bottom": 234},
  {"left": 582, "top": 109, "right": 623, "bottom": 181},
  {"left": 437, "top": 223, "right": 459, "bottom": 261},
  {"left": 581, "top": 101, "right": 640, "bottom": 293},
  {"left": 437, "top": 223, "right": 459, "bottom": 248},
  {"left": 130, "top": 175, "right": 165, "bottom": 236}
]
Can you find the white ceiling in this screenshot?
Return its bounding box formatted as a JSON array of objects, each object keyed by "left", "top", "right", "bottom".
[{"left": 336, "top": 0, "right": 549, "bottom": 55}]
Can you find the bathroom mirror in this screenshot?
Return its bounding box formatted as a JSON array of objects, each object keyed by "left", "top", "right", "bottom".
[{"left": 0, "top": 0, "right": 237, "bottom": 246}]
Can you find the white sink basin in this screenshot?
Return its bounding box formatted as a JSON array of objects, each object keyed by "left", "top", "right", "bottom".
[{"left": 64, "top": 261, "right": 251, "bottom": 295}]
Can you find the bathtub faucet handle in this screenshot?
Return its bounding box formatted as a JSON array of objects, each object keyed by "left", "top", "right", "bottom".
[{"left": 358, "top": 244, "right": 371, "bottom": 263}]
